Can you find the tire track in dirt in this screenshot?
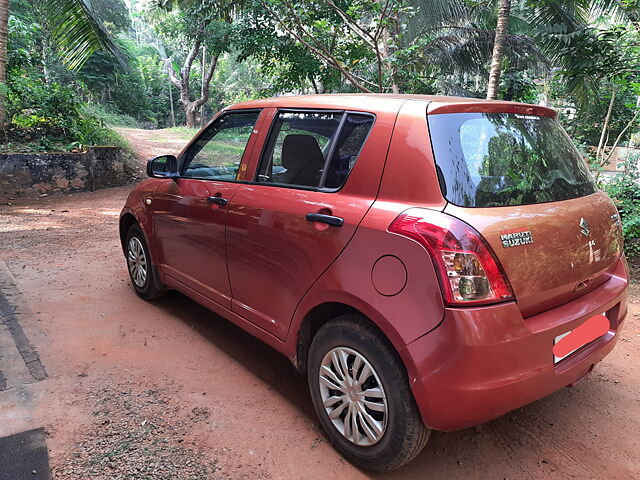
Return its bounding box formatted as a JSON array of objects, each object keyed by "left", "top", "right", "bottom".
[
  {"left": 488, "top": 422, "right": 537, "bottom": 480},
  {"left": 504, "top": 416, "right": 606, "bottom": 479}
]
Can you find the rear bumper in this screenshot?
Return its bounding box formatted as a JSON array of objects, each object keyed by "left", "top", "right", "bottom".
[{"left": 407, "top": 257, "right": 628, "bottom": 431}]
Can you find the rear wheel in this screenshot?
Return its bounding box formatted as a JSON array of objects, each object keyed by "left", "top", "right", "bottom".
[
  {"left": 125, "top": 224, "right": 166, "bottom": 300},
  {"left": 307, "top": 315, "right": 430, "bottom": 471}
]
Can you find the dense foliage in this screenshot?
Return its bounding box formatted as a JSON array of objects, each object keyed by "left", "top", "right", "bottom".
[
  {"left": 5, "top": 1, "right": 640, "bottom": 133},
  {"left": 1, "top": 75, "right": 119, "bottom": 152},
  {"left": 2, "top": 0, "right": 136, "bottom": 151},
  {"left": 603, "top": 157, "right": 640, "bottom": 258}
]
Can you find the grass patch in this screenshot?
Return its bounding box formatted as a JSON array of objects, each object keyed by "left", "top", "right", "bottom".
[
  {"left": 160, "top": 126, "right": 201, "bottom": 140},
  {"left": 83, "top": 104, "right": 142, "bottom": 128}
]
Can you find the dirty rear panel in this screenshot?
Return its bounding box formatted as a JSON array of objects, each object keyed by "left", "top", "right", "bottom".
[
  {"left": 444, "top": 192, "right": 623, "bottom": 316},
  {"left": 427, "top": 109, "right": 624, "bottom": 316}
]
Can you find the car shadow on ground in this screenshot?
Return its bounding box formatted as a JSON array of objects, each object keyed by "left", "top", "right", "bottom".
[
  {"left": 148, "top": 290, "right": 619, "bottom": 479},
  {"left": 151, "top": 291, "right": 316, "bottom": 420}
]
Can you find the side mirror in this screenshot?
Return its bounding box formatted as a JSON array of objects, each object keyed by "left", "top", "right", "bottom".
[{"left": 147, "top": 155, "right": 179, "bottom": 178}]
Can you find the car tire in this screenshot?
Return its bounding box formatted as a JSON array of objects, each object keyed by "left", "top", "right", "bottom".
[
  {"left": 125, "top": 224, "right": 166, "bottom": 301},
  {"left": 307, "top": 314, "right": 430, "bottom": 471}
]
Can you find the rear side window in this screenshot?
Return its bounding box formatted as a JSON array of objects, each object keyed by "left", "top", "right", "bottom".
[
  {"left": 428, "top": 112, "right": 597, "bottom": 207},
  {"left": 324, "top": 114, "right": 375, "bottom": 189},
  {"left": 257, "top": 111, "right": 374, "bottom": 189}
]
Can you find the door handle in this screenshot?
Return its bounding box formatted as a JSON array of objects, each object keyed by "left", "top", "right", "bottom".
[
  {"left": 206, "top": 196, "right": 228, "bottom": 206},
  {"left": 306, "top": 212, "right": 344, "bottom": 227}
]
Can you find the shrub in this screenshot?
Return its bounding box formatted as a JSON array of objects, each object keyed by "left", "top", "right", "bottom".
[
  {"left": 3, "top": 76, "right": 135, "bottom": 155},
  {"left": 6, "top": 76, "right": 84, "bottom": 135},
  {"left": 602, "top": 155, "right": 640, "bottom": 259}
]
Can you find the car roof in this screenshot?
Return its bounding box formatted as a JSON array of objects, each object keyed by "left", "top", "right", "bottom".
[{"left": 226, "top": 94, "right": 556, "bottom": 118}]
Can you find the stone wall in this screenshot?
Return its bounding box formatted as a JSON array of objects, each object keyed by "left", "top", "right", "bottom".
[{"left": 0, "top": 147, "right": 132, "bottom": 200}]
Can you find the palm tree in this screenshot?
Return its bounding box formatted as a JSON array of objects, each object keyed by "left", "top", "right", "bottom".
[
  {"left": 42, "top": 0, "right": 125, "bottom": 70},
  {"left": 415, "top": 0, "right": 632, "bottom": 100},
  {"left": 528, "top": 0, "right": 634, "bottom": 103},
  {"left": 0, "top": 0, "right": 124, "bottom": 124},
  {"left": 486, "top": 0, "right": 511, "bottom": 99},
  {"left": 410, "top": 0, "right": 545, "bottom": 97}
]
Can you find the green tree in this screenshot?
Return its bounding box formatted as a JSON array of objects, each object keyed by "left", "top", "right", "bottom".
[
  {"left": 257, "top": 0, "right": 417, "bottom": 93},
  {"left": 1, "top": 0, "right": 125, "bottom": 124},
  {"left": 248, "top": 0, "right": 545, "bottom": 96},
  {"left": 88, "top": 0, "right": 131, "bottom": 34},
  {"left": 152, "top": 0, "right": 237, "bottom": 127}
]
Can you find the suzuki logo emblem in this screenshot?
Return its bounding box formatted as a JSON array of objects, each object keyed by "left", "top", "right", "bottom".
[{"left": 580, "top": 218, "right": 590, "bottom": 236}]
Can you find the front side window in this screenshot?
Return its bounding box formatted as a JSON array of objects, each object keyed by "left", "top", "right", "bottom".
[
  {"left": 182, "top": 111, "right": 260, "bottom": 180},
  {"left": 257, "top": 111, "right": 374, "bottom": 189},
  {"left": 428, "top": 112, "right": 597, "bottom": 207}
]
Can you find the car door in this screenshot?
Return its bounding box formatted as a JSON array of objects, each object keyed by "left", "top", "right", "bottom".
[
  {"left": 153, "top": 109, "right": 262, "bottom": 308},
  {"left": 226, "top": 109, "right": 380, "bottom": 340}
]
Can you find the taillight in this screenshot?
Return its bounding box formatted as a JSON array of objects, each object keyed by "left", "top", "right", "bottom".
[{"left": 389, "top": 209, "right": 514, "bottom": 306}]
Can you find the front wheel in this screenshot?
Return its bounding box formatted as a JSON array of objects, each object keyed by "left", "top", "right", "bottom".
[
  {"left": 307, "top": 315, "right": 430, "bottom": 471},
  {"left": 125, "top": 224, "right": 166, "bottom": 300}
]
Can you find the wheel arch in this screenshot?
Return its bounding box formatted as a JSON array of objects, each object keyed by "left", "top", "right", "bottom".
[
  {"left": 291, "top": 299, "right": 418, "bottom": 384},
  {"left": 119, "top": 212, "right": 139, "bottom": 253}
]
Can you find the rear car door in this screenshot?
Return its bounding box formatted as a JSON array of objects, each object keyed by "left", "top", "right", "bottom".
[
  {"left": 153, "top": 109, "right": 262, "bottom": 308},
  {"left": 226, "top": 109, "right": 380, "bottom": 340},
  {"left": 427, "top": 109, "right": 624, "bottom": 317}
]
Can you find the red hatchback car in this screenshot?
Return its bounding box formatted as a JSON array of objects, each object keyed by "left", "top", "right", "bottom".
[{"left": 120, "top": 94, "right": 629, "bottom": 471}]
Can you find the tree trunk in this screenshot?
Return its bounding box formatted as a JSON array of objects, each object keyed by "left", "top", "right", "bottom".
[
  {"left": 41, "top": 35, "right": 50, "bottom": 83},
  {"left": 0, "top": 0, "right": 9, "bottom": 125},
  {"left": 486, "top": 0, "right": 511, "bottom": 100},
  {"left": 185, "top": 104, "right": 197, "bottom": 128},
  {"left": 593, "top": 87, "right": 617, "bottom": 182},
  {"left": 596, "top": 87, "right": 616, "bottom": 161},
  {"left": 383, "top": 13, "right": 401, "bottom": 94},
  {"left": 200, "top": 45, "right": 206, "bottom": 126},
  {"left": 163, "top": 28, "right": 222, "bottom": 128},
  {"left": 168, "top": 80, "right": 176, "bottom": 127},
  {"left": 600, "top": 101, "right": 640, "bottom": 174},
  {"left": 380, "top": 27, "right": 398, "bottom": 93},
  {"left": 310, "top": 77, "right": 319, "bottom": 94}
]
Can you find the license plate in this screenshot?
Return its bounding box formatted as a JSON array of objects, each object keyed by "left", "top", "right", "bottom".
[{"left": 553, "top": 313, "right": 607, "bottom": 364}]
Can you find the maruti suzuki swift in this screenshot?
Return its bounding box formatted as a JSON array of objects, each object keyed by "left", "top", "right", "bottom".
[{"left": 119, "top": 94, "right": 629, "bottom": 471}]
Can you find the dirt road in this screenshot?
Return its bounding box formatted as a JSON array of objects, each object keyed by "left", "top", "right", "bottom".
[
  {"left": 1, "top": 129, "right": 639, "bottom": 479},
  {"left": 115, "top": 127, "right": 196, "bottom": 162}
]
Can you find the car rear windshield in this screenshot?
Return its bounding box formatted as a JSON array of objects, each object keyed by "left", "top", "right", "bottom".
[{"left": 428, "top": 112, "right": 597, "bottom": 207}]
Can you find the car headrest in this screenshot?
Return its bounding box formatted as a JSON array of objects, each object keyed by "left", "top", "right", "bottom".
[{"left": 281, "top": 134, "right": 325, "bottom": 171}]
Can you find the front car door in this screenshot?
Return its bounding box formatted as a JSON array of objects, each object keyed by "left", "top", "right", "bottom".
[
  {"left": 226, "top": 108, "right": 388, "bottom": 340},
  {"left": 153, "top": 109, "right": 262, "bottom": 308}
]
